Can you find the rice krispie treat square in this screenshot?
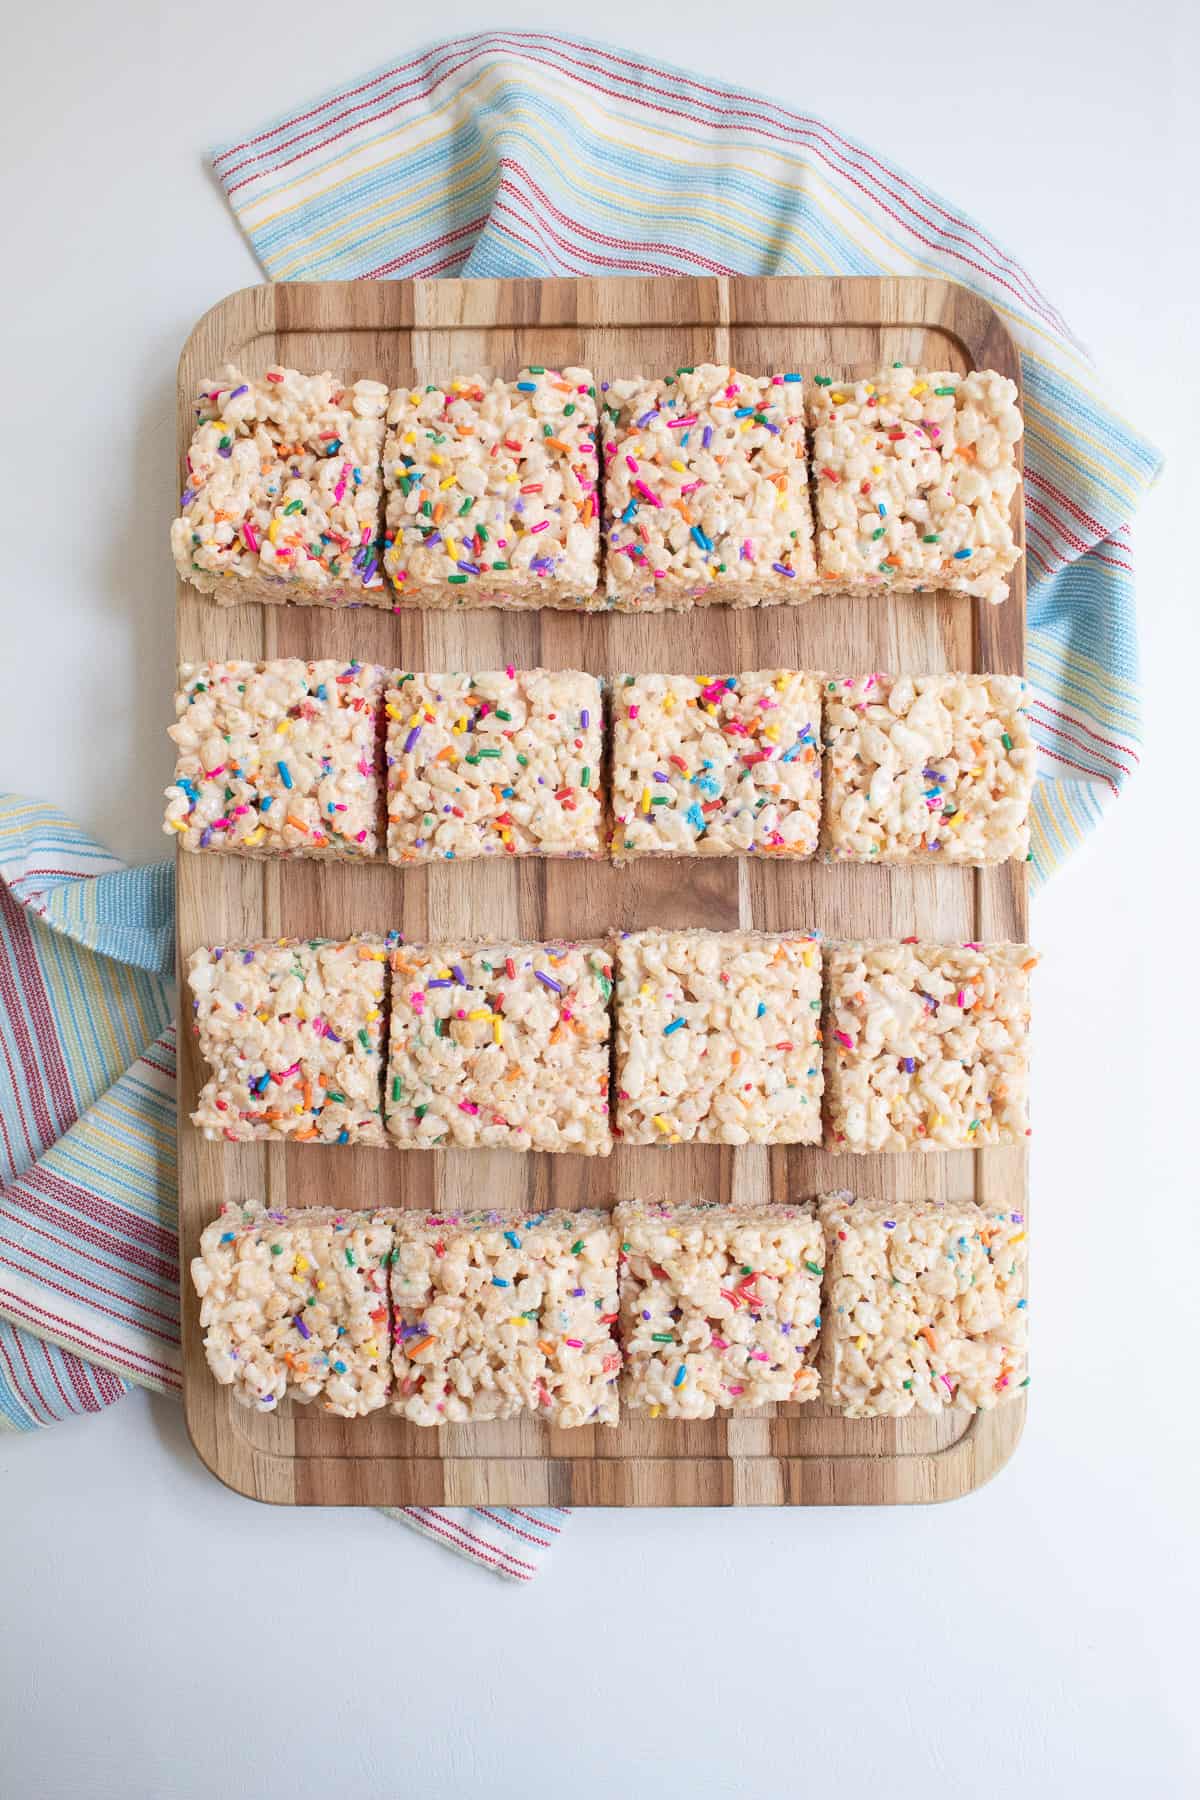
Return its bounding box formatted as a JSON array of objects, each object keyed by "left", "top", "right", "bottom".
[
  {"left": 171, "top": 364, "right": 388, "bottom": 608},
  {"left": 615, "top": 1200, "right": 823, "bottom": 1419},
  {"left": 382, "top": 369, "right": 600, "bottom": 608},
  {"left": 822, "top": 672, "right": 1036, "bottom": 864},
  {"left": 613, "top": 929, "right": 823, "bottom": 1146},
  {"left": 385, "top": 939, "right": 613, "bottom": 1154},
  {"left": 602, "top": 364, "right": 816, "bottom": 611},
  {"left": 164, "top": 659, "right": 384, "bottom": 858},
  {"left": 610, "top": 670, "right": 821, "bottom": 860},
  {"left": 808, "top": 366, "right": 1023, "bottom": 604},
  {"left": 818, "top": 1191, "right": 1029, "bottom": 1416},
  {"left": 187, "top": 936, "right": 388, "bottom": 1145},
  {"left": 385, "top": 668, "right": 604, "bottom": 862},
  {"left": 391, "top": 1209, "right": 620, "bottom": 1426},
  {"left": 190, "top": 1202, "right": 393, "bottom": 1416},
  {"left": 825, "top": 940, "right": 1037, "bottom": 1153}
]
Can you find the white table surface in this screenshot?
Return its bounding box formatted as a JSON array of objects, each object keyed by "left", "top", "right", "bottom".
[{"left": 1, "top": 4, "right": 1197, "bottom": 1794}]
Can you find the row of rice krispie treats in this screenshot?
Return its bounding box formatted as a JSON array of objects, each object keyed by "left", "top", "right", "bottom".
[
  {"left": 173, "top": 362, "right": 1023, "bottom": 612},
  {"left": 187, "top": 931, "right": 1036, "bottom": 1155},
  {"left": 193, "top": 1195, "right": 1029, "bottom": 1425},
  {"left": 165, "top": 663, "right": 1037, "bottom": 868}
]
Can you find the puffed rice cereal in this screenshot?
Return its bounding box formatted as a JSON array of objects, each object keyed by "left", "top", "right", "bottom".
[
  {"left": 602, "top": 365, "right": 816, "bottom": 610},
  {"left": 391, "top": 1209, "right": 620, "bottom": 1426},
  {"left": 822, "top": 672, "right": 1036, "bottom": 863},
  {"left": 818, "top": 1191, "right": 1029, "bottom": 1416},
  {"left": 382, "top": 369, "right": 601, "bottom": 607},
  {"left": 164, "top": 659, "right": 383, "bottom": 857},
  {"left": 385, "top": 939, "right": 613, "bottom": 1154},
  {"left": 385, "top": 668, "right": 604, "bottom": 861},
  {"left": 613, "top": 929, "right": 823, "bottom": 1146},
  {"left": 172, "top": 364, "right": 388, "bottom": 607},
  {"left": 610, "top": 670, "right": 821, "bottom": 859},
  {"left": 615, "top": 1200, "right": 823, "bottom": 1418},
  {"left": 191, "top": 1202, "right": 393, "bottom": 1415},
  {"left": 807, "top": 366, "right": 1023, "bottom": 604},
  {"left": 188, "top": 936, "right": 388, "bottom": 1144},
  {"left": 825, "top": 940, "right": 1036, "bottom": 1152}
]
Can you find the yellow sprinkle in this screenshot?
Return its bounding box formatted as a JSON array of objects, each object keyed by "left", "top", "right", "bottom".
[
  {"left": 855, "top": 1334, "right": 866, "bottom": 1351},
  {"left": 429, "top": 453, "right": 445, "bottom": 467},
  {"left": 652, "top": 1115, "right": 672, "bottom": 1134},
  {"left": 641, "top": 787, "right": 651, "bottom": 814},
  {"left": 649, "top": 1405, "right": 662, "bottom": 1419},
  {"left": 294, "top": 1256, "right": 309, "bottom": 1273},
  {"left": 763, "top": 724, "right": 779, "bottom": 742},
  {"left": 363, "top": 1340, "right": 377, "bottom": 1358},
  {"left": 667, "top": 1228, "right": 680, "bottom": 1237},
  {"left": 242, "top": 827, "right": 266, "bottom": 847},
  {"left": 467, "top": 1008, "right": 490, "bottom": 1021},
  {"left": 438, "top": 476, "right": 457, "bottom": 491},
  {"left": 453, "top": 716, "right": 466, "bottom": 733},
  {"left": 831, "top": 391, "right": 847, "bottom": 404},
  {"left": 802, "top": 948, "right": 814, "bottom": 967},
  {"left": 670, "top": 459, "right": 686, "bottom": 473},
  {"left": 267, "top": 518, "right": 281, "bottom": 544},
  {"left": 402, "top": 431, "right": 416, "bottom": 444},
  {"left": 493, "top": 1019, "right": 504, "bottom": 1045},
  {"left": 663, "top": 691, "right": 676, "bottom": 712},
  {"left": 509, "top": 1316, "right": 529, "bottom": 1326},
  {"left": 929, "top": 1113, "right": 944, "bottom": 1130},
  {"left": 863, "top": 383, "right": 875, "bottom": 396},
  {"left": 316, "top": 1280, "right": 326, "bottom": 1292},
  {"left": 167, "top": 818, "right": 187, "bottom": 832},
  {"left": 910, "top": 381, "right": 928, "bottom": 396},
  {"left": 385, "top": 702, "right": 402, "bottom": 721}
]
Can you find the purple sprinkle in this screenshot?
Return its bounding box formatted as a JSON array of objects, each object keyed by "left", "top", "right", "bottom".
[
  {"left": 536, "top": 971, "right": 564, "bottom": 994},
  {"left": 637, "top": 408, "right": 660, "bottom": 428},
  {"left": 572, "top": 1287, "right": 586, "bottom": 1298},
  {"left": 451, "top": 964, "right": 467, "bottom": 985},
  {"left": 580, "top": 709, "right": 590, "bottom": 729},
  {"left": 457, "top": 561, "right": 482, "bottom": 575},
  {"left": 403, "top": 725, "right": 421, "bottom": 754},
  {"left": 426, "top": 978, "right": 452, "bottom": 989},
  {"left": 180, "top": 486, "right": 196, "bottom": 507},
  {"left": 883, "top": 1220, "right": 896, "bottom": 1230},
  {"left": 294, "top": 1314, "right": 311, "bottom": 1340},
  {"left": 771, "top": 562, "right": 796, "bottom": 578},
  {"left": 902, "top": 1057, "right": 915, "bottom": 1074},
  {"left": 424, "top": 531, "right": 443, "bottom": 550},
  {"left": 701, "top": 425, "right": 713, "bottom": 448}
]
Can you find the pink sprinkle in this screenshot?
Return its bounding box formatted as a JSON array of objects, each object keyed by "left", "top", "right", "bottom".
[
  {"left": 241, "top": 522, "right": 259, "bottom": 553},
  {"left": 530, "top": 520, "right": 550, "bottom": 534},
  {"left": 506, "top": 664, "right": 515, "bottom": 678},
  {"left": 833, "top": 1030, "right": 855, "bottom": 1050},
  {"left": 459, "top": 1101, "right": 479, "bottom": 1115},
  {"left": 355, "top": 830, "right": 367, "bottom": 843},
  {"left": 750, "top": 1350, "right": 770, "bottom": 1362},
  {"left": 232, "top": 805, "right": 249, "bottom": 816},
  {"left": 727, "top": 1384, "right": 745, "bottom": 1395},
  {"left": 564, "top": 1338, "right": 583, "bottom": 1349},
  {"left": 634, "top": 480, "right": 661, "bottom": 508},
  {"left": 669, "top": 415, "right": 698, "bottom": 429},
  {"left": 625, "top": 454, "right": 638, "bottom": 473},
  {"left": 711, "top": 1336, "right": 729, "bottom": 1351},
  {"left": 333, "top": 461, "right": 349, "bottom": 504},
  {"left": 957, "top": 989, "right": 966, "bottom": 1006},
  {"left": 628, "top": 705, "right": 639, "bottom": 720},
  {"left": 742, "top": 539, "right": 754, "bottom": 561},
  {"left": 680, "top": 481, "right": 702, "bottom": 495}
]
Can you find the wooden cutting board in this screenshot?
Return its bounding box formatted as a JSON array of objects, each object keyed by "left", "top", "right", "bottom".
[{"left": 177, "top": 275, "right": 1027, "bottom": 1505}]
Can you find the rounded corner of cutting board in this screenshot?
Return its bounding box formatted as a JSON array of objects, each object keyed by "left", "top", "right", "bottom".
[
  {"left": 921, "top": 1393, "right": 1028, "bottom": 1504},
  {"left": 177, "top": 283, "right": 276, "bottom": 386}
]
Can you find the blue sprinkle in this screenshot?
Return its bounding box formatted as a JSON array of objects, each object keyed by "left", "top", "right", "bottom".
[{"left": 277, "top": 761, "right": 293, "bottom": 790}]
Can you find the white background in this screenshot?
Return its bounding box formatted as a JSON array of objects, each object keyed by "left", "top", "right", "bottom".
[{"left": 1, "top": 3, "right": 1197, "bottom": 1795}]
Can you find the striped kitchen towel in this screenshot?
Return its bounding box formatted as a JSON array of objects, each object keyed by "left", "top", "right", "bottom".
[
  {"left": 0, "top": 797, "right": 561, "bottom": 1579},
  {"left": 210, "top": 30, "right": 1161, "bottom": 882}
]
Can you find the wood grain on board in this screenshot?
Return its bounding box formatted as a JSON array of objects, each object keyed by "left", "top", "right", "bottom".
[{"left": 177, "top": 277, "right": 1027, "bottom": 1506}]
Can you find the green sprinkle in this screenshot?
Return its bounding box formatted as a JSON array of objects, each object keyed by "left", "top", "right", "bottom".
[
  {"left": 415, "top": 1104, "right": 428, "bottom": 1120},
  {"left": 922, "top": 534, "right": 940, "bottom": 543},
  {"left": 1002, "top": 732, "right": 1013, "bottom": 751},
  {"left": 872, "top": 528, "right": 885, "bottom": 540},
  {"left": 477, "top": 747, "right": 501, "bottom": 758},
  {"left": 326, "top": 1091, "right": 347, "bottom": 1104},
  {"left": 563, "top": 403, "right": 576, "bottom": 415},
  {"left": 581, "top": 767, "right": 590, "bottom": 787},
  {"left": 270, "top": 1244, "right": 283, "bottom": 1255},
  {"left": 804, "top": 1261, "right": 823, "bottom": 1276},
  {"left": 392, "top": 1077, "right": 402, "bottom": 1102},
  {"left": 491, "top": 561, "right": 510, "bottom": 571},
  {"left": 494, "top": 709, "right": 512, "bottom": 722},
  {"left": 528, "top": 365, "right": 546, "bottom": 374},
  {"left": 283, "top": 498, "right": 303, "bottom": 515},
  {"left": 570, "top": 1240, "right": 584, "bottom": 1255},
  {"left": 458, "top": 497, "right": 474, "bottom": 515},
  {"left": 651, "top": 1333, "right": 675, "bottom": 1343},
  {"left": 934, "top": 385, "right": 956, "bottom": 396},
  {"left": 357, "top": 1029, "right": 370, "bottom": 1050},
  {"left": 814, "top": 375, "right": 832, "bottom": 386},
  {"left": 448, "top": 574, "right": 468, "bottom": 584},
  {"left": 516, "top": 753, "right": 529, "bottom": 767}
]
